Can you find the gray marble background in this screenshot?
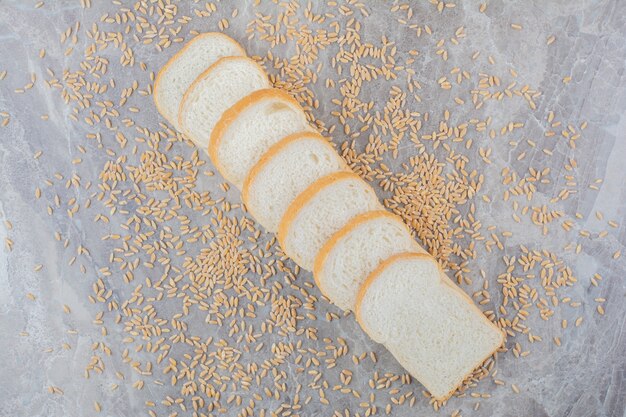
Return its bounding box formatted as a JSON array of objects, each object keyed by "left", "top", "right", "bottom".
[{"left": 0, "top": 1, "right": 625, "bottom": 416}]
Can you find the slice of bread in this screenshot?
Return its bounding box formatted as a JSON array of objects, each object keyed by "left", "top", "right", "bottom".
[
  {"left": 242, "top": 132, "right": 349, "bottom": 233},
  {"left": 355, "top": 252, "right": 505, "bottom": 402},
  {"left": 178, "top": 56, "right": 271, "bottom": 150},
  {"left": 210, "top": 89, "right": 313, "bottom": 189},
  {"left": 313, "top": 210, "right": 427, "bottom": 311},
  {"left": 277, "top": 172, "right": 382, "bottom": 270},
  {"left": 153, "top": 32, "right": 245, "bottom": 129}
]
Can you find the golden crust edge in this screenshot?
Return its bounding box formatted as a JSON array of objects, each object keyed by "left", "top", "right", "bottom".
[
  {"left": 154, "top": 32, "right": 245, "bottom": 125},
  {"left": 354, "top": 251, "right": 506, "bottom": 402},
  {"left": 210, "top": 89, "right": 307, "bottom": 182},
  {"left": 276, "top": 171, "right": 364, "bottom": 262},
  {"left": 241, "top": 131, "right": 345, "bottom": 223},
  {"left": 312, "top": 210, "right": 407, "bottom": 301},
  {"left": 177, "top": 56, "right": 269, "bottom": 146}
]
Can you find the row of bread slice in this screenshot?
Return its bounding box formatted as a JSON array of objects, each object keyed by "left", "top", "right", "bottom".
[{"left": 153, "top": 32, "right": 504, "bottom": 401}]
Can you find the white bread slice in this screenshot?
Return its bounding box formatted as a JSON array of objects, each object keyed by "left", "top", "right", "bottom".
[
  {"left": 313, "top": 210, "right": 427, "bottom": 311},
  {"left": 153, "top": 32, "right": 245, "bottom": 129},
  {"left": 277, "top": 172, "right": 382, "bottom": 271},
  {"left": 210, "top": 89, "right": 313, "bottom": 189},
  {"left": 242, "top": 132, "right": 349, "bottom": 233},
  {"left": 355, "top": 253, "right": 505, "bottom": 402},
  {"left": 178, "top": 56, "right": 271, "bottom": 150}
]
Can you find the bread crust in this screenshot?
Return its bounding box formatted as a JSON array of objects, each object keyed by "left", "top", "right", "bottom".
[
  {"left": 153, "top": 32, "right": 245, "bottom": 126},
  {"left": 241, "top": 131, "right": 347, "bottom": 220},
  {"left": 354, "top": 252, "right": 506, "bottom": 402},
  {"left": 178, "top": 56, "right": 269, "bottom": 147},
  {"left": 276, "top": 171, "right": 365, "bottom": 261},
  {"left": 207, "top": 88, "right": 303, "bottom": 178},
  {"left": 312, "top": 210, "right": 414, "bottom": 299}
]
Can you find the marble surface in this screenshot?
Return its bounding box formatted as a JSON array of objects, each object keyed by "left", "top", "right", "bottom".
[{"left": 0, "top": 1, "right": 625, "bottom": 416}]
